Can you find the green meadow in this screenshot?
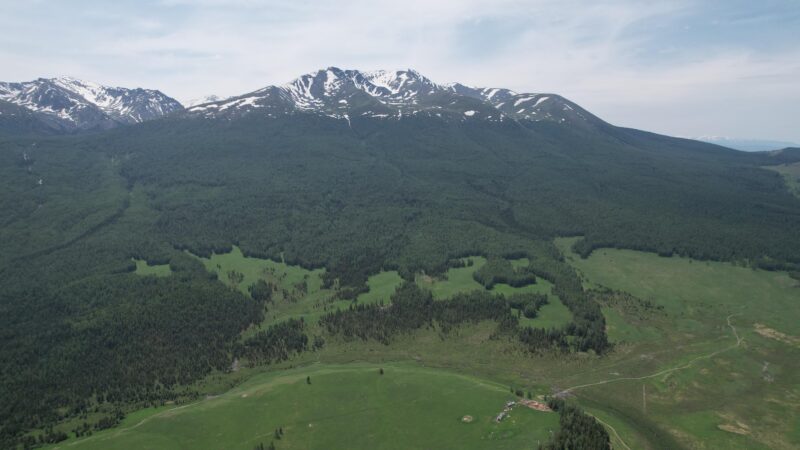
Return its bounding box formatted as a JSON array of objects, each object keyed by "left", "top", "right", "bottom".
[
  {"left": 123, "top": 241, "right": 800, "bottom": 449},
  {"left": 190, "top": 250, "right": 572, "bottom": 333},
  {"left": 50, "top": 363, "right": 559, "bottom": 450},
  {"left": 554, "top": 237, "right": 800, "bottom": 449},
  {"left": 416, "top": 256, "right": 572, "bottom": 329},
  {"left": 132, "top": 258, "right": 171, "bottom": 277},
  {"left": 196, "top": 246, "right": 324, "bottom": 296}
]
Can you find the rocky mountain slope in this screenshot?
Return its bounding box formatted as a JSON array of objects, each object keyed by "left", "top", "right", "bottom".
[
  {"left": 0, "top": 77, "right": 182, "bottom": 132},
  {"left": 185, "top": 67, "right": 599, "bottom": 127}
]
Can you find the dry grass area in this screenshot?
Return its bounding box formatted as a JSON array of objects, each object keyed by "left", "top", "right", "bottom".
[{"left": 754, "top": 324, "right": 800, "bottom": 347}]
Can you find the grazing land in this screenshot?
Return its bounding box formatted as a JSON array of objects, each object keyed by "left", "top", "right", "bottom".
[
  {"left": 110, "top": 242, "right": 800, "bottom": 449},
  {"left": 555, "top": 238, "right": 800, "bottom": 449},
  {"left": 47, "top": 363, "right": 559, "bottom": 450}
]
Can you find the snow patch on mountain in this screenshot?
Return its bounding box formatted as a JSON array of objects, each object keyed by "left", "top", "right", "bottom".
[
  {"left": 0, "top": 77, "right": 183, "bottom": 131},
  {"left": 185, "top": 95, "right": 222, "bottom": 107},
  {"left": 184, "top": 67, "right": 601, "bottom": 128}
]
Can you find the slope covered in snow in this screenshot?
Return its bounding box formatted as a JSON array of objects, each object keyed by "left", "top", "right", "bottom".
[
  {"left": 184, "top": 67, "right": 600, "bottom": 127},
  {"left": 0, "top": 77, "right": 183, "bottom": 132}
]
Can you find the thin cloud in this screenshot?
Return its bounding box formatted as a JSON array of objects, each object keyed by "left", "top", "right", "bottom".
[{"left": 0, "top": 0, "right": 798, "bottom": 141}]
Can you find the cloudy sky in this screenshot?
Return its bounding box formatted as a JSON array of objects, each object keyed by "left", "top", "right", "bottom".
[{"left": 2, "top": 0, "right": 799, "bottom": 141}]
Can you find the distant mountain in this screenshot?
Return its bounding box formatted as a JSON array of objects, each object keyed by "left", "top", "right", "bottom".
[
  {"left": 184, "top": 67, "right": 599, "bottom": 128},
  {"left": 184, "top": 95, "right": 223, "bottom": 108},
  {"left": 0, "top": 77, "right": 182, "bottom": 133},
  {"left": 695, "top": 136, "right": 800, "bottom": 152}
]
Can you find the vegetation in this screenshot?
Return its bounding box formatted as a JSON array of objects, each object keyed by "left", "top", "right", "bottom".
[
  {"left": 320, "top": 282, "right": 516, "bottom": 344},
  {"left": 2, "top": 114, "right": 800, "bottom": 448},
  {"left": 132, "top": 258, "right": 171, "bottom": 277},
  {"left": 507, "top": 293, "right": 549, "bottom": 319},
  {"left": 556, "top": 239, "right": 800, "bottom": 449},
  {"left": 473, "top": 257, "right": 537, "bottom": 289},
  {"left": 45, "top": 364, "right": 560, "bottom": 450},
  {"left": 0, "top": 272, "right": 264, "bottom": 448},
  {"left": 237, "top": 319, "right": 310, "bottom": 366},
  {"left": 766, "top": 160, "right": 800, "bottom": 198},
  {"left": 541, "top": 397, "right": 610, "bottom": 450}
]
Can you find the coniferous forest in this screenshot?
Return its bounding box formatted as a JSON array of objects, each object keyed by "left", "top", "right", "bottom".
[{"left": 1, "top": 112, "right": 800, "bottom": 448}]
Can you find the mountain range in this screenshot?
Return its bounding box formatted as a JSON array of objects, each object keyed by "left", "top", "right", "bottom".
[
  {"left": 3, "top": 69, "right": 797, "bottom": 154},
  {"left": 694, "top": 136, "right": 800, "bottom": 152},
  {"left": 0, "top": 68, "right": 612, "bottom": 135},
  {"left": 185, "top": 67, "right": 594, "bottom": 127},
  {"left": 0, "top": 77, "right": 182, "bottom": 132}
]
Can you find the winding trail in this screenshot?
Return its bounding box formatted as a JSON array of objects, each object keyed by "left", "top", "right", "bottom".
[
  {"left": 559, "top": 313, "right": 743, "bottom": 449},
  {"left": 591, "top": 415, "right": 632, "bottom": 450},
  {"left": 560, "top": 313, "right": 742, "bottom": 395}
]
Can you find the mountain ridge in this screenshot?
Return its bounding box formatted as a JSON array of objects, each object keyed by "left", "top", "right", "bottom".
[
  {"left": 184, "top": 67, "right": 601, "bottom": 128},
  {"left": 0, "top": 77, "right": 182, "bottom": 132}
]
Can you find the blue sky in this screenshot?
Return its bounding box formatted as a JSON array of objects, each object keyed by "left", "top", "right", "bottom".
[{"left": 1, "top": 0, "right": 799, "bottom": 141}]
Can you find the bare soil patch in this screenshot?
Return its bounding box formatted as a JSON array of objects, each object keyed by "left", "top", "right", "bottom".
[
  {"left": 518, "top": 399, "right": 552, "bottom": 412},
  {"left": 718, "top": 422, "right": 750, "bottom": 435},
  {"left": 754, "top": 323, "right": 800, "bottom": 347}
]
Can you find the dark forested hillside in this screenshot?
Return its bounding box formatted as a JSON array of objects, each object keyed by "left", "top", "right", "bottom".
[{"left": 2, "top": 103, "right": 800, "bottom": 446}]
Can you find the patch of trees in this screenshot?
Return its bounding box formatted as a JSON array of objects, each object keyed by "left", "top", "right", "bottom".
[
  {"left": 248, "top": 279, "right": 275, "bottom": 302},
  {"left": 319, "top": 281, "right": 599, "bottom": 356},
  {"left": 507, "top": 293, "right": 549, "bottom": 318},
  {"left": 527, "top": 254, "right": 611, "bottom": 354},
  {"left": 319, "top": 282, "right": 516, "bottom": 344},
  {"left": 236, "top": 319, "right": 309, "bottom": 365},
  {"left": 588, "top": 287, "right": 664, "bottom": 323},
  {"left": 540, "top": 397, "right": 611, "bottom": 450},
  {"left": 0, "top": 268, "right": 264, "bottom": 448},
  {"left": 518, "top": 326, "right": 569, "bottom": 352},
  {"left": 252, "top": 442, "right": 276, "bottom": 450},
  {"left": 93, "top": 410, "right": 125, "bottom": 431},
  {"left": 473, "top": 258, "right": 537, "bottom": 289}
]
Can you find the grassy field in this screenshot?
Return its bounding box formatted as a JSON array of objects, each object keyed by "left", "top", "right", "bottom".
[
  {"left": 132, "top": 258, "right": 171, "bottom": 277},
  {"left": 116, "top": 242, "right": 800, "bottom": 449},
  {"left": 554, "top": 237, "right": 800, "bottom": 449},
  {"left": 199, "top": 250, "right": 572, "bottom": 335},
  {"left": 357, "top": 271, "right": 404, "bottom": 305},
  {"left": 49, "top": 363, "right": 559, "bottom": 450},
  {"left": 416, "top": 257, "right": 489, "bottom": 299},
  {"left": 416, "top": 257, "right": 572, "bottom": 329},
  {"left": 196, "top": 246, "right": 324, "bottom": 296}
]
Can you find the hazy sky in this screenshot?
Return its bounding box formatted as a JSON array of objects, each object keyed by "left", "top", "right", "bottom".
[{"left": 2, "top": 0, "right": 799, "bottom": 141}]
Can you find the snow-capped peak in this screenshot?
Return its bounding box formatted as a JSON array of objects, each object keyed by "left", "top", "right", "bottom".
[
  {"left": 362, "top": 69, "right": 437, "bottom": 95},
  {"left": 184, "top": 68, "right": 600, "bottom": 127},
  {"left": 0, "top": 77, "right": 183, "bottom": 131},
  {"left": 184, "top": 95, "right": 223, "bottom": 108}
]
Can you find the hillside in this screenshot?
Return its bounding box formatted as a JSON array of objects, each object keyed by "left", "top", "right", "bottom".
[{"left": 2, "top": 69, "right": 800, "bottom": 449}]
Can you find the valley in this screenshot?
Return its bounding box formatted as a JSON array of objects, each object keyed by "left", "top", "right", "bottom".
[{"left": 42, "top": 239, "right": 800, "bottom": 449}]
